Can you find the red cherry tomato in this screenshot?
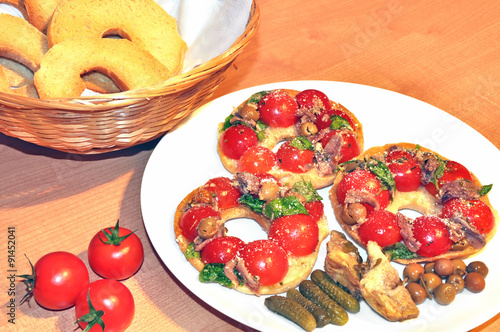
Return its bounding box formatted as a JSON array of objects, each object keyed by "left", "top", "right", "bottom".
[
  {"left": 204, "top": 177, "right": 241, "bottom": 210},
  {"left": 336, "top": 169, "right": 391, "bottom": 212},
  {"left": 19, "top": 251, "right": 89, "bottom": 310},
  {"left": 239, "top": 239, "right": 289, "bottom": 286},
  {"left": 295, "top": 89, "right": 332, "bottom": 111},
  {"left": 320, "top": 130, "right": 361, "bottom": 163},
  {"left": 358, "top": 210, "right": 402, "bottom": 247},
  {"left": 315, "top": 109, "right": 355, "bottom": 131},
  {"left": 200, "top": 236, "right": 245, "bottom": 264},
  {"left": 276, "top": 140, "right": 314, "bottom": 173},
  {"left": 305, "top": 200, "right": 324, "bottom": 222},
  {"left": 237, "top": 145, "right": 277, "bottom": 173},
  {"left": 220, "top": 124, "right": 258, "bottom": 160},
  {"left": 412, "top": 215, "right": 453, "bottom": 257},
  {"left": 386, "top": 149, "right": 422, "bottom": 192},
  {"left": 425, "top": 160, "right": 473, "bottom": 196},
  {"left": 441, "top": 198, "right": 495, "bottom": 234},
  {"left": 75, "top": 279, "right": 134, "bottom": 332},
  {"left": 179, "top": 206, "right": 220, "bottom": 242},
  {"left": 268, "top": 214, "right": 319, "bottom": 256},
  {"left": 258, "top": 90, "right": 298, "bottom": 128},
  {"left": 88, "top": 220, "right": 144, "bottom": 280}
]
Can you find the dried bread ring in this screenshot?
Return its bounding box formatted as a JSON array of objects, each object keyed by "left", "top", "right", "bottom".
[
  {"left": 174, "top": 173, "right": 329, "bottom": 295},
  {"left": 33, "top": 37, "right": 172, "bottom": 99},
  {"left": 330, "top": 142, "right": 498, "bottom": 264},
  {"left": 217, "top": 88, "right": 363, "bottom": 189},
  {"left": 0, "top": 0, "right": 28, "bottom": 19},
  {"left": 47, "top": 0, "right": 187, "bottom": 75},
  {"left": 24, "top": 0, "right": 60, "bottom": 32},
  {"left": 0, "top": 13, "right": 47, "bottom": 97}
]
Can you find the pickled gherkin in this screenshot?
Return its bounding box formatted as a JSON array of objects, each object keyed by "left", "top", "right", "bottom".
[
  {"left": 311, "top": 269, "right": 360, "bottom": 313},
  {"left": 286, "top": 288, "right": 331, "bottom": 327},
  {"left": 264, "top": 295, "right": 317, "bottom": 332},
  {"left": 299, "top": 280, "right": 349, "bottom": 326}
]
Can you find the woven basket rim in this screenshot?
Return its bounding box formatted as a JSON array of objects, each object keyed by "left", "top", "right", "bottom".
[{"left": 0, "top": 0, "right": 260, "bottom": 112}]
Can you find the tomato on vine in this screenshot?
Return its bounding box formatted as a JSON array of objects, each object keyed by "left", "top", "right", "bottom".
[
  {"left": 75, "top": 279, "right": 134, "bottom": 332},
  {"left": 386, "top": 149, "right": 422, "bottom": 192},
  {"left": 200, "top": 236, "right": 245, "bottom": 264},
  {"left": 412, "top": 215, "right": 453, "bottom": 257},
  {"left": 320, "top": 129, "right": 361, "bottom": 163},
  {"left": 237, "top": 145, "right": 277, "bottom": 173},
  {"left": 239, "top": 240, "right": 288, "bottom": 286},
  {"left": 18, "top": 251, "right": 89, "bottom": 310},
  {"left": 88, "top": 220, "right": 144, "bottom": 280},
  {"left": 204, "top": 177, "right": 241, "bottom": 210},
  {"left": 179, "top": 205, "right": 220, "bottom": 242},
  {"left": 295, "top": 89, "right": 332, "bottom": 111},
  {"left": 219, "top": 124, "right": 258, "bottom": 160},
  {"left": 441, "top": 198, "right": 495, "bottom": 234},
  {"left": 277, "top": 137, "right": 314, "bottom": 173},
  {"left": 358, "top": 210, "right": 402, "bottom": 247},
  {"left": 425, "top": 160, "right": 473, "bottom": 197},
  {"left": 268, "top": 214, "right": 319, "bottom": 256},
  {"left": 258, "top": 90, "right": 298, "bottom": 128}
]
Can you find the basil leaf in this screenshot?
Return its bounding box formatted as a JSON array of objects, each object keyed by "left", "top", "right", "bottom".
[
  {"left": 184, "top": 242, "right": 200, "bottom": 260},
  {"left": 289, "top": 179, "right": 323, "bottom": 203},
  {"left": 330, "top": 115, "right": 352, "bottom": 130},
  {"left": 222, "top": 115, "right": 234, "bottom": 131},
  {"left": 289, "top": 136, "right": 314, "bottom": 151},
  {"left": 263, "top": 196, "right": 309, "bottom": 220},
  {"left": 430, "top": 157, "right": 446, "bottom": 191},
  {"left": 239, "top": 194, "right": 265, "bottom": 213},
  {"left": 255, "top": 120, "right": 268, "bottom": 141},
  {"left": 383, "top": 243, "right": 417, "bottom": 260},
  {"left": 479, "top": 184, "right": 493, "bottom": 196},
  {"left": 366, "top": 159, "right": 396, "bottom": 195},
  {"left": 247, "top": 90, "right": 270, "bottom": 104},
  {"left": 199, "top": 263, "right": 234, "bottom": 288}
]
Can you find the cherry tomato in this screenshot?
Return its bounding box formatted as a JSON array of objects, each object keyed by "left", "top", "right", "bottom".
[
  {"left": 320, "top": 129, "right": 361, "bottom": 163},
  {"left": 220, "top": 124, "right": 258, "bottom": 160},
  {"left": 179, "top": 206, "right": 220, "bottom": 242},
  {"left": 305, "top": 200, "right": 324, "bottom": 222},
  {"left": 315, "top": 109, "right": 355, "bottom": 131},
  {"left": 358, "top": 210, "right": 402, "bottom": 247},
  {"left": 200, "top": 236, "right": 245, "bottom": 264},
  {"left": 88, "top": 220, "right": 144, "bottom": 280},
  {"left": 258, "top": 90, "right": 298, "bottom": 128},
  {"left": 239, "top": 239, "right": 289, "bottom": 286},
  {"left": 412, "top": 215, "right": 453, "bottom": 257},
  {"left": 386, "top": 149, "right": 422, "bottom": 192},
  {"left": 295, "top": 89, "right": 332, "bottom": 111},
  {"left": 276, "top": 140, "right": 314, "bottom": 173},
  {"left": 204, "top": 177, "right": 241, "bottom": 209},
  {"left": 268, "top": 214, "right": 319, "bottom": 256},
  {"left": 441, "top": 198, "right": 495, "bottom": 234},
  {"left": 75, "top": 279, "right": 134, "bottom": 332},
  {"left": 425, "top": 160, "right": 473, "bottom": 196},
  {"left": 237, "top": 145, "right": 277, "bottom": 173},
  {"left": 19, "top": 251, "right": 89, "bottom": 310},
  {"left": 336, "top": 169, "right": 391, "bottom": 212}
]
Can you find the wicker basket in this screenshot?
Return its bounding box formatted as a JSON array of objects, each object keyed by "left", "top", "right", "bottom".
[{"left": 0, "top": 1, "right": 260, "bottom": 154}]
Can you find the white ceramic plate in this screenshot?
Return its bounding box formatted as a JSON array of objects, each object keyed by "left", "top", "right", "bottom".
[{"left": 141, "top": 81, "right": 500, "bottom": 332}]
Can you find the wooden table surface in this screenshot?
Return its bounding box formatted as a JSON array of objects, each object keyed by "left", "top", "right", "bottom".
[{"left": 1, "top": 0, "right": 499, "bottom": 331}]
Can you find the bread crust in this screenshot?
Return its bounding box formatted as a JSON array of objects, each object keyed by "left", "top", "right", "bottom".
[
  {"left": 174, "top": 183, "right": 330, "bottom": 295},
  {"left": 329, "top": 142, "right": 499, "bottom": 264},
  {"left": 47, "top": 0, "right": 187, "bottom": 75},
  {"left": 217, "top": 89, "right": 364, "bottom": 189},
  {"left": 33, "top": 37, "right": 172, "bottom": 99},
  {"left": 24, "top": 0, "right": 60, "bottom": 32}
]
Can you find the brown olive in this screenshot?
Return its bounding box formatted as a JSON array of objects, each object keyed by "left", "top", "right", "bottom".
[
  {"left": 239, "top": 103, "right": 260, "bottom": 122},
  {"left": 464, "top": 272, "right": 486, "bottom": 293},
  {"left": 197, "top": 217, "right": 219, "bottom": 239},
  {"left": 420, "top": 272, "right": 442, "bottom": 293},
  {"left": 433, "top": 283, "right": 456, "bottom": 305},
  {"left": 403, "top": 263, "right": 425, "bottom": 283},
  {"left": 424, "top": 262, "right": 435, "bottom": 273},
  {"left": 340, "top": 203, "right": 367, "bottom": 225},
  {"left": 433, "top": 258, "right": 454, "bottom": 277},
  {"left": 446, "top": 274, "right": 465, "bottom": 294},
  {"left": 451, "top": 259, "right": 467, "bottom": 276},
  {"left": 406, "top": 282, "right": 427, "bottom": 305},
  {"left": 466, "top": 261, "right": 489, "bottom": 278},
  {"left": 299, "top": 122, "right": 318, "bottom": 136}
]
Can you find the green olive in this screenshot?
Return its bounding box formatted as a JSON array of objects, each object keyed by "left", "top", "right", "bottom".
[
  {"left": 451, "top": 259, "right": 467, "bottom": 276},
  {"left": 405, "top": 282, "right": 427, "bottom": 305},
  {"left": 466, "top": 261, "right": 489, "bottom": 278},
  {"left": 403, "top": 263, "right": 425, "bottom": 283},
  {"left": 446, "top": 274, "right": 465, "bottom": 294},
  {"left": 433, "top": 283, "right": 456, "bottom": 305},
  {"left": 464, "top": 272, "right": 486, "bottom": 293},
  {"left": 420, "top": 272, "right": 442, "bottom": 293},
  {"left": 433, "top": 258, "right": 454, "bottom": 277}
]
